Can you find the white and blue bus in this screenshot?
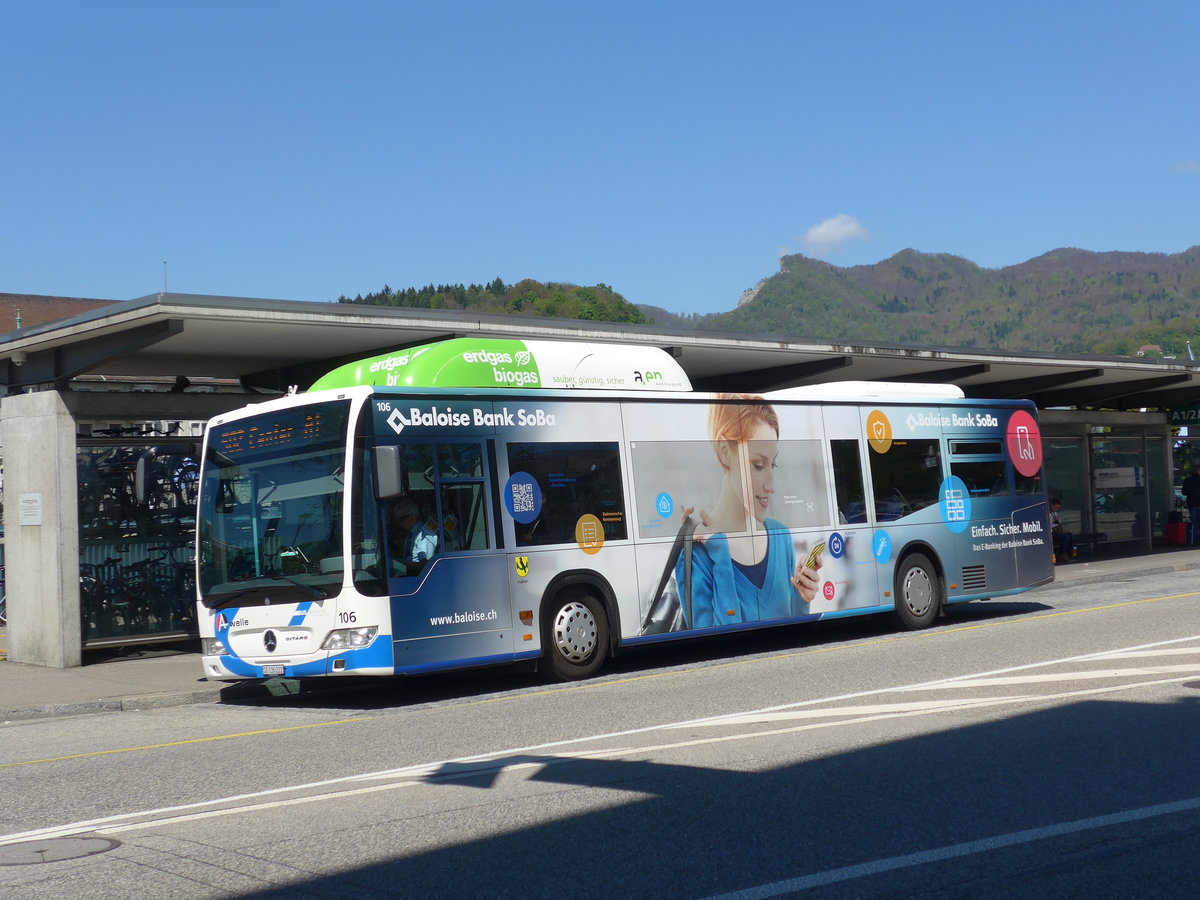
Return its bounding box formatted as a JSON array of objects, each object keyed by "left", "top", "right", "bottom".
[{"left": 196, "top": 338, "right": 1053, "bottom": 682}]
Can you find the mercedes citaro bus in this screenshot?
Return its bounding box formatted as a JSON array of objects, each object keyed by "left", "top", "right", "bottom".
[{"left": 196, "top": 338, "right": 1052, "bottom": 682}]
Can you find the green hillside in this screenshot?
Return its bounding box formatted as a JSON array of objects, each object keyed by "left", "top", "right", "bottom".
[
  {"left": 337, "top": 248, "right": 1200, "bottom": 358},
  {"left": 693, "top": 247, "right": 1200, "bottom": 356},
  {"left": 338, "top": 278, "right": 649, "bottom": 325}
]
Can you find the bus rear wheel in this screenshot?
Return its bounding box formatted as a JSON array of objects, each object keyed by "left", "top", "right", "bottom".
[
  {"left": 894, "top": 552, "right": 941, "bottom": 630},
  {"left": 543, "top": 590, "right": 608, "bottom": 681}
]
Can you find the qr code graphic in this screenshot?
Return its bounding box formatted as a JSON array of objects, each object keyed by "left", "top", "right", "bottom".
[
  {"left": 511, "top": 482, "right": 535, "bottom": 513},
  {"left": 943, "top": 487, "right": 966, "bottom": 522}
]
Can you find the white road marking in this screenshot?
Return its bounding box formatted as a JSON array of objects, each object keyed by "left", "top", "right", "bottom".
[
  {"left": 700, "top": 795, "right": 1200, "bottom": 899},
  {"left": 677, "top": 695, "right": 1032, "bottom": 726},
  {"left": 1085, "top": 646, "right": 1200, "bottom": 660},
  {"left": 3, "top": 636, "right": 1199, "bottom": 848},
  {"left": 919, "top": 663, "right": 1200, "bottom": 689}
]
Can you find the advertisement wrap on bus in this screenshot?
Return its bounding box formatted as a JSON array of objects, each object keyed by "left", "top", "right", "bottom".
[{"left": 196, "top": 338, "right": 1052, "bottom": 682}]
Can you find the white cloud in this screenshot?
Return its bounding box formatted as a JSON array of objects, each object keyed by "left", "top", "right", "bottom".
[
  {"left": 801, "top": 214, "right": 869, "bottom": 257},
  {"left": 1171, "top": 160, "right": 1200, "bottom": 173}
]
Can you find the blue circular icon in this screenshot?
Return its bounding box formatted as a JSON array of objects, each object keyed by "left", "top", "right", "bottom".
[
  {"left": 504, "top": 472, "right": 542, "bottom": 524},
  {"left": 939, "top": 475, "right": 971, "bottom": 534},
  {"left": 872, "top": 529, "right": 892, "bottom": 563},
  {"left": 656, "top": 492, "right": 674, "bottom": 518},
  {"left": 828, "top": 532, "right": 845, "bottom": 559}
]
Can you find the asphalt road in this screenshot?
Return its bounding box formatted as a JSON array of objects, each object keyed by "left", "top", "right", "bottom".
[{"left": 3, "top": 571, "right": 1200, "bottom": 899}]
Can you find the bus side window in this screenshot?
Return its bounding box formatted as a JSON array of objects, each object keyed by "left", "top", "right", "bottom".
[
  {"left": 950, "top": 458, "right": 1010, "bottom": 497},
  {"left": 440, "top": 482, "right": 489, "bottom": 551},
  {"left": 948, "top": 440, "right": 1010, "bottom": 498},
  {"left": 868, "top": 439, "right": 942, "bottom": 521},
  {"left": 508, "top": 442, "right": 627, "bottom": 547},
  {"left": 433, "top": 442, "right": 489, "bottom": 553},
  {"left": 377, "top": 443, "right": 438, "bottom": 578},
  {"left": 830, "top": 439, "right": 867, "bottom": 523}
]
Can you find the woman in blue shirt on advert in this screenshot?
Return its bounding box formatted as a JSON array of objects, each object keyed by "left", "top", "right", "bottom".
[{"left": 678, "top": 394, "right": 821, "bottom": 628}]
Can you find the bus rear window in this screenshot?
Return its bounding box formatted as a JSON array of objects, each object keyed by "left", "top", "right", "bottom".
[{"left": 869, "top": 439, "right": 942, "bottom": 521}]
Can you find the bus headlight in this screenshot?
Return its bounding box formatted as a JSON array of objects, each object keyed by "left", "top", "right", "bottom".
[
  {"left": 202, "top": 638, "right": 228, "bottom": 657},
  {"left": 321, "top": 626, "right": 378, "bottom": 651}
]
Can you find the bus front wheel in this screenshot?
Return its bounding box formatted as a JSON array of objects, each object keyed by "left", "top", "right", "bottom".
[
  {"left": 893, "top": 552, "right": 942, "bottom": 630},
  {"left": 543, "top": 590, "right": 608, "bottom": 681}
]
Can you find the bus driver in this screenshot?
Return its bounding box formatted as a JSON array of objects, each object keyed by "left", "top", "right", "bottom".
[{"left": 387, "top": 495, "right": 438, "bottom": 574}]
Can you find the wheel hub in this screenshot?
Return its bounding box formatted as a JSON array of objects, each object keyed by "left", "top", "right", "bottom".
[
  {"left": 903, "top": 567, "right": 933, "bottom": 616},
  {"left": 553, "top": 600, "right": 597, "bottom": 662}
]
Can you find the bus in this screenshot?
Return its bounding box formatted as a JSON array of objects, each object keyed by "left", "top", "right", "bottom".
[{"left": 196, "top": 338, "right": 1053, "bottom": 682}]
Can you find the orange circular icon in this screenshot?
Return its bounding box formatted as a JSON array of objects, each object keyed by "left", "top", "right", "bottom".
[
  {"left": 866, "top": 409, "right": 893, "bottom": 454},
  {"left": 575, "top": 514, "right": 604, "bottom": 554}
]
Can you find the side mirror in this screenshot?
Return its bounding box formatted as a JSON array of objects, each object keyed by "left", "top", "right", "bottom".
[{"left": 374, "top": 445, "right": 404, "bottom": 499}]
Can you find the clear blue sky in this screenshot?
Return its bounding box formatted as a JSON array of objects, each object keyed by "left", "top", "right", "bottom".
[{"left": 3, "top": 1, "right": 1197, "bottom": 315}]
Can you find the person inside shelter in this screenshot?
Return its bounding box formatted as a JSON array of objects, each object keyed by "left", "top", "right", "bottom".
[
  {"left": 1182, "top": 464, "right": 1200, "bottom": 545},
  {"left": 1048, "top": 497, "right": 1076, "bottom": 563},
  {"left": 386, "top": 494, "right": 438, "bottom": 575}
]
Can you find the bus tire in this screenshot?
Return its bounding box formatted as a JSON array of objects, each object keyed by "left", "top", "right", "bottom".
[
  {"left": 893, "top": 552, "right": 941, "bottom": 630},
  {"left": 543, "top": 589, "right": 608, "bottom": 681}
]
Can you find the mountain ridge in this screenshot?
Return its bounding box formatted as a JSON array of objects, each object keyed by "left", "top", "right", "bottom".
[{"left": 658, "top": 246, "right": 1200, "bottom": 356}]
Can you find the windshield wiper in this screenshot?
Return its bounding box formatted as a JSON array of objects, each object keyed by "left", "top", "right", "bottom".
[
  {"left": 206, "top": 585, "right": 273, "bottom": 610},
  {"left": 205, "top": 576, "right": 328, "bottom": 609},
  {"left": 276, "top": 575, "right": 328, "bottom": 600}
]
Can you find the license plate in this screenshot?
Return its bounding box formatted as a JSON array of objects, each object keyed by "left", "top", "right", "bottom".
[{"left": 261, "top": 665, "right": 285, "bottom": 677}]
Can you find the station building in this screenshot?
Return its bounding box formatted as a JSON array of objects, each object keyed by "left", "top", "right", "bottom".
[{"left": 2, "top": 292, "right": 1196, "bottom": 667}]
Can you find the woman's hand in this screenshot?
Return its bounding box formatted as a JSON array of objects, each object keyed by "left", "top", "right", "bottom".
[{"left": 792, "top": 555, "right": 821, "bottom": 602}]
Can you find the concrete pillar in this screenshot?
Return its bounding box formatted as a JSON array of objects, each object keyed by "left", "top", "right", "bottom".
[{"left": 2, "top": 391, "right": 81, "bottom": 667}]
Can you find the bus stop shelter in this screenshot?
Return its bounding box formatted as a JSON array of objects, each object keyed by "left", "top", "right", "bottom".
[{"left": 3, "top": 292, "right": 1198, "bottom": 667}]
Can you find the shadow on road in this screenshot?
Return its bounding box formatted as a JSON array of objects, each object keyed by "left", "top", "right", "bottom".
[{"left": 226, "top": 690, "right": 1200, "bottom": 899}]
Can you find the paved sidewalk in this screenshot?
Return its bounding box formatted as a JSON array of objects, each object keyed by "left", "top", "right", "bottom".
[
  {"left": 0, "top": 643, "right": 273, "bottom": 722},
  {"left": 3, "top": 546, "right": 1200, "bottom": 722}
]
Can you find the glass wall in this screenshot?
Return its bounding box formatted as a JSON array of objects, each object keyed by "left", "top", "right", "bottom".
[
  {"left": 1171, "top": 436, "right": 1200, "bottom": 540},
  {"left": 1042, "top": 437, "right": 1089, "bottom": 535},
  {"left": 1091, "top": 436, "right": 1150, "bottom": 546},
  {"left": 78, "top": 439, "right": 198, "bottom": 645},
  {"left": 1146, "top": 436, "right": 1169, "bottom": 541}
]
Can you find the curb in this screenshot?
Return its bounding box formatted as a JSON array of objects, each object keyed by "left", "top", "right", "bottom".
[
  {"left": 0, "top": 677, "right": 320, "bottom": 722},
  {"left": 1036, "top": 558, "right": 1200, "bottom": 592},
  {"left": 0, "top": 688, "right": 226, "bottom": 723}
]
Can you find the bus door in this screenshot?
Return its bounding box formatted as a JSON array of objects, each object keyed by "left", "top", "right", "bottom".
[
  {"left": 819, "top": 406, "right": 881, "bottom": 614},
  {"left": 944, "top": 435, "right": 1015, "bottom": 596},
  {"left": 946, "top": 431, "right": 1050, "bottom": 595},
  {"left": 378, "top": 439, "right": 515, "bottom": 673}
]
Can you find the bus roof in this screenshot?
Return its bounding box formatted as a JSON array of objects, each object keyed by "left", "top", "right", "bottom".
[
  {"left": 766, "top": 381, "right": 966, "bottom": 401},
  {"left": 308, "top": 338, "right": 692, "bottom": 393}
]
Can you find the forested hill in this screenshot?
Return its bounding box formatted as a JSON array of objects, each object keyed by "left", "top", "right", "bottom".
[
  {"left": 338, "top": 248, "right": 1200, "bottom": 357},
  {"left": 337, "top": 278, "right": 649, "bottom": 324},
  {"left": 684, "top": 247, "right": 1200, "bottom": 356}
]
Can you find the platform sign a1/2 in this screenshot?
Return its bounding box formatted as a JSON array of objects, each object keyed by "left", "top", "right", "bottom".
[{"left": 1169, "top": 406, "right": 1200, "bottom": 427}]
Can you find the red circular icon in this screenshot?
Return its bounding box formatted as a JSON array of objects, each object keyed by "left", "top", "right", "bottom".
[
  {"left": 1006, "top": 410, "right": 1043, "bottom": 477},
  {"left": 822, "top": 581, "right": 836, "bottom": 601}
]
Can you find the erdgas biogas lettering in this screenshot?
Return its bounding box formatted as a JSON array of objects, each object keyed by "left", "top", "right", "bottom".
[
  {"left": 461, "top": 350, "right": 513, "bottom": 366},
  {"left": 369, "top": 354, "right": 410, "bottom": 373},
  {"left": 458, "top": 349, "right": 540, "bottom": 386},
  {"left": 492, "top": 367, "right": 539, "bottom": 386}
]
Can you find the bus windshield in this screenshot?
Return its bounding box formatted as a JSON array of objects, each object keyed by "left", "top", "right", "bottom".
[{"left": 198, "top": 400, "right": 352, "bottom": 607}]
